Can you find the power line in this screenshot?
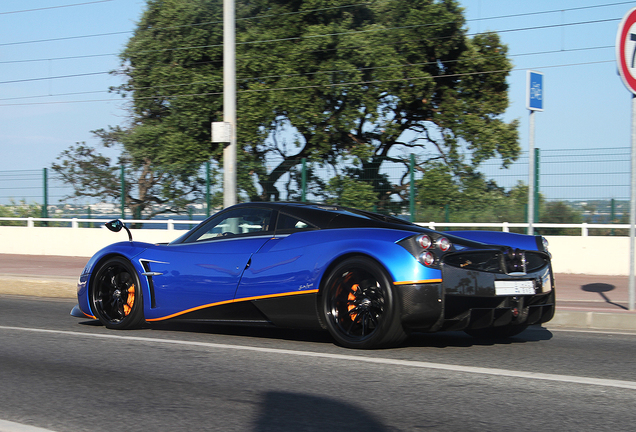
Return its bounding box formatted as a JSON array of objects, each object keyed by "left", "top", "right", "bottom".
[
  {"left": 473, "top": 0, "right": 634, "bottom": 22},
  {"left": 0, "top": 2, "right": 374, "bottom": 47},
  {"left": 0, "top": 43, "right": 615, "bottom": 99},
  {"left": 230, "top": 45, "right": 614, "bottom": 89},
  {"left": 1, "top": 12, "right": 619, "bottom": 69},
  {"left": 0, "top": 0, "right": 113, "bottom": 15},
  {"left": 0, "top": 30, "right": 131, "bottom": 47},
  {"left": 0, "top": 2, "right": 626, "bottom": 100},
  {"left": 237, "top": 17, "right": 620, "bottom": 48},
  {"left": 0, "top": 52, "right": 115, "bottom": 65},
  {"left": 0, "top": 89, "right": 110, "bottom": 102},
  {"left": 0, "top": 19, "right": 454, "bottom": 50},
  {"left": 0, "top": 58, "right": 617, "bottom": 107},
  {"left": 2, "top": 14, "right": 620, "bottom": 52},
  {"left": 234, "top": 60, "right": 616, "bottom": 95},
  {"left": 0, "top": 71, "right": 109, "bottom": 85},
  {"left": 0, "top": 1, "right": 626, "bottom": 51}
]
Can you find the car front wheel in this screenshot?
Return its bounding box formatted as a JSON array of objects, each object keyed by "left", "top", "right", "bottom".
[
  {"left": 320, "top": 257, "right": 406, "bottom": 349},
  {"left": 90, "top": 257, "right": 144, "bottom": 329}
]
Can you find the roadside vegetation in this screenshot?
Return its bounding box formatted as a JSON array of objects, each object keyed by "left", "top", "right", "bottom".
[
  {"left": 43, "top": 0, "right": 629, "bottom": 235},
  {"left": 52, "top": 0, "right": 521, "bottom": 218},
  {"left": 0, "top": 201, "right": 50, "bottom": 227}
]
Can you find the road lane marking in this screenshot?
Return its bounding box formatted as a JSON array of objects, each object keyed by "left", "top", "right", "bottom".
[
  {"left": 0, "top": 419, "right": 57, "bottom": 432},
  {"left": 2, "top": 325, "right": 636, "bottom": 390},
  {"left": 547, "top": 327, "right": 636, "bottom": 336}
]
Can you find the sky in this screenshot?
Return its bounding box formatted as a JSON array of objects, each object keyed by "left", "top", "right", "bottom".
[{"left": 0, "top": 0, "right": 634, "bottom": 204}]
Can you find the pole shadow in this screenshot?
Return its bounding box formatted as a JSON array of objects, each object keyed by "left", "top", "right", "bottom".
[{"left": 581, "top": 283, "right": 628, "bottom": 310}]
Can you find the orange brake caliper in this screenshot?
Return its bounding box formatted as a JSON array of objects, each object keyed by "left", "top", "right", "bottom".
[
  {"left": 123, "top": 284, "right": 135, "bottom": 316},
  {"left": 347, "top": 284, "right": 359, "bottom": 321}
]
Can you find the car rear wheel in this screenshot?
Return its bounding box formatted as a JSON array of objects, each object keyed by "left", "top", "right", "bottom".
[
  {"left": 90, "top": 257, "right": 144, "bottom": 329},
  {"left": 464, "top": 324, "right": 528, "bottom": 339},
  {"left": 320, "top": 257, "right": 406, "bottom": 349}
]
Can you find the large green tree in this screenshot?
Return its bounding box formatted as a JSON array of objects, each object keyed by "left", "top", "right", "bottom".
[
  {"left": 237, "top": 0, "right": 519, "bottom": 207},
  {"left": 58, "top": 0, "right": 519, "bottom": 212}
]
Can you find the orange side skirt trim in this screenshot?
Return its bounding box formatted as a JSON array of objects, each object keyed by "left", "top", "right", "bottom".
[
  {"left": 393, "top": 279, "right": 442, "bottom": 285},
  {"left": 146, "top": 289, "right": 320, "bottom": 322}
]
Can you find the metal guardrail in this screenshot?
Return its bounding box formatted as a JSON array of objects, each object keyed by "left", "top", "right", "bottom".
[
  {"left": 416, "top": 222, "right": 629, "bottom": 236},
  {"left": 0, "top": 217, "right": 201, "bottom": 230},
  {"left": 0, "top": 217, "right": 630, "bottom": 236}
]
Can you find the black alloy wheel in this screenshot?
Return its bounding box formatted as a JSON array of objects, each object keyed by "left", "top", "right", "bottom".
[
  {"left": 90, "top": 257, "right": 144, "bottom": 329},
  {"left": 321, "top": 256, "right": 406, "bottom": 349}
]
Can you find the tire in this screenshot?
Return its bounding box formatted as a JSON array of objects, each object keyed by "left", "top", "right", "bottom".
[
  {"left": 320, "top": 257, "right": 406, "bottom": 349},
  {"left": 464, "top": 324, "right": 528, "bottom": 340},
  {"left": 90, "top": 257, "right": 144, "bottom": 329}
]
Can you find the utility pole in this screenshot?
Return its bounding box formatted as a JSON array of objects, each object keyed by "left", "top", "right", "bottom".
[
  {"left": 526, "top": 70, "right": 543, "bottom": 235},
  {"left": 223, "top": 0, "right": 237, "bottom": 208},
  {"left": 528, "top": 110, "right": 536, "bottom": 235},
  {"left": 630, "top": 95, "right": 636, "bottom": 311},
  {"left": 616, "top": 7, "right": 636, "bottom": 310}
]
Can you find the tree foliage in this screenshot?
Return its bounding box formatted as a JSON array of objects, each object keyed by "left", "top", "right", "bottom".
[
  {"left": 540, "top": 201, "right": 583, "bottom": 235},
  {"left": 416, "top": 175, "right": 529, "bottom": 227},
  {"left": 324, "top": 176, "right": 377, "bottom": 211},
  {"left": 56, "top": 0, "right": 520, "bottom": 213},
  {"left": 0, "top": 201, "right": 42, "bottom": 226},
  {"left": 51, "top": 142, "right": 209, "bottom": 219},
  {"left": 234, "top": 0, "right": 520, "bottom": 206}
]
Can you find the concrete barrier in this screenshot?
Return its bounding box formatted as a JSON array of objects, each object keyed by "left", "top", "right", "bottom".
[
  {"left": 0, "top": 226, "right": 179, "bottom": 258},
  {"left": 0, "top": 226, "right": 633, "bottom": 275},
  {"left": 544, "top": 236, "right": 631, "bottom": 276}
]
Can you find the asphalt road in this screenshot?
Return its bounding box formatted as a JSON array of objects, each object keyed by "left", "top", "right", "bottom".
[{"left": 1, "top": 295, "right": 636, "bottom": 432}]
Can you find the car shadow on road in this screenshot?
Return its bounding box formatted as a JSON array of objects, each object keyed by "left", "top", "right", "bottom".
[
  {"left": 581, "top": 282, "right": 628, "bottom": 310},
  {"left": 78, "top": 320, "right": 553, "bottom": 349},
  {"left": 405, "top": 325, "right": 553, "bottom": 348},
  {"left": 146, "top": 321, "right": 336, "bottom": 344},
  {"left": 119, "top": 321, "right": 553, "bottom": 349}
]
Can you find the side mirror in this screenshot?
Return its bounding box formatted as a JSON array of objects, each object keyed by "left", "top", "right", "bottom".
[
  {"left": 105, "top": 220, "right": 124, "bottom": 233},
  {"left": 105, "top": 219, "right": 133, "bottom": 242}
]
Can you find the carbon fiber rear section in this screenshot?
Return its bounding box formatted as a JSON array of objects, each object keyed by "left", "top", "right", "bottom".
[{"left": 398, "top": 249, "right": 555, "bottom": 332}]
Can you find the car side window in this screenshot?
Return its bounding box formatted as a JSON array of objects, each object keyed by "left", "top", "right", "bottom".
[
  {"left": 276, "top": 212, "right": 316, "bottom": 232},
  {"left": 189, "top": 208, "right": 273, "bottom": 242}
]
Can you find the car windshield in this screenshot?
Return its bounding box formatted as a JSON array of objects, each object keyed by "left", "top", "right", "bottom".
[{"left": 187, "top": 208, "right": 273, "bottom": 242}]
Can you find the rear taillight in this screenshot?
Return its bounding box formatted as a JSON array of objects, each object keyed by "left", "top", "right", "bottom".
[
  {"left": 436, "top": 237, "right": 451, "bottom": 252},
  {"left": 418, "top": 251, "right": 436, "bottom": 266},
  {"left": 417, "top": 234, "right": 432, "bottom": 249},
  {"left": 398, "top": 233, "right": 453, "bottom": 268},
  {"left": 416, "top": 235, "right": 452, "bottom": 267}
]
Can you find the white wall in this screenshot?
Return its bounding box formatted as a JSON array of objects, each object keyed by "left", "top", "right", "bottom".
[
  {"left": 0, "top": 226, "right": 630, "bottom": 275},
  {"left": 542, "top": 236, "right": 630, "bottom": 275},
  {"left": 0, "top": 226, "right": 180, "bottom": 258}
]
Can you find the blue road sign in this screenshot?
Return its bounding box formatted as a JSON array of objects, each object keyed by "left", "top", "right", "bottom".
[{"left": 527, "top": 70, "right": 544, "bottom": 111}]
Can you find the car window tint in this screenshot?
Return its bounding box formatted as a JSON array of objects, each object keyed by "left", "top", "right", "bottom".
[
  {"left": 192, "top": 208, "right": 272, "bottom": 242},
  {"left": 276, "top": 213, "right": 316, "bottom": 232}
]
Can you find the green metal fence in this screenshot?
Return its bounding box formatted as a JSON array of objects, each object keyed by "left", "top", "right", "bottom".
[{"left": 0, "top": 147, "right": 631, "bottom": 227}]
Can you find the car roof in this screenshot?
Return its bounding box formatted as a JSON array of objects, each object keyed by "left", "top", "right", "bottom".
[{"left": 231, "top": 202, "right": 420, "bottom": 231}]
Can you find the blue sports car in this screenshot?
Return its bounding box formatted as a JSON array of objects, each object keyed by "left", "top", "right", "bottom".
[{"left": 71, "top": 202, "right": 555, "bottom": 349}]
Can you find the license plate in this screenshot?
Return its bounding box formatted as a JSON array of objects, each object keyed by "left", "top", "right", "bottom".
[{"left": 495, "top": 280, "right": 535, "bottom": 295}]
